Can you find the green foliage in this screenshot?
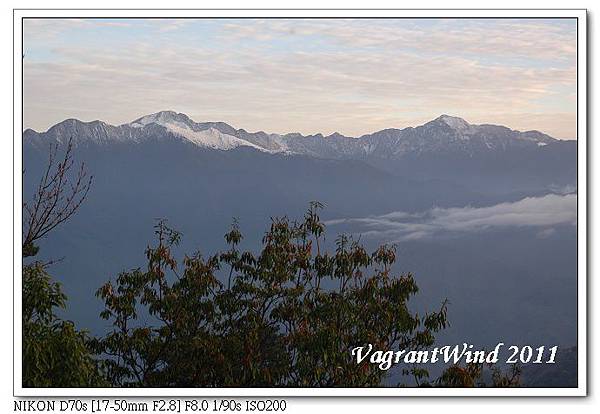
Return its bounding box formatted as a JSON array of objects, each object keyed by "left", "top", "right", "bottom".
[
  {"left": 22, "top": 263, "right": 106, "bottom": 387},
  {"left": 22, "top": 136, "right": 103, "bottom": 386},
  {"left": 22, "top": 242, "right": 39, "bottom": 258},
  {"left": 94, "top": 203, "right": 449, "bottom": 387}
]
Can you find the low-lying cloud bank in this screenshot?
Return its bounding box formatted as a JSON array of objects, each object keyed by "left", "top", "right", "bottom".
[{"left": 325, "top": 194, "right": 576, "bottom": 242}]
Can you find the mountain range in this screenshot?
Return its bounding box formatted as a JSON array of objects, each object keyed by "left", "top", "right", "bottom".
[
  {"left": 22, "top": 111, "right": 578, "bottom": 387},
  {"left": 24, "top": 110, "right": 563, "bottom": 156},
  {"left": 24, "top": 111, "right": 577, "bottom": 196}
]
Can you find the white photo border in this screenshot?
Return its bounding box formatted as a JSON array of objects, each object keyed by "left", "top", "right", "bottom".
[{"left": 12, "top": 8, "right": 588, "bottom": 397}]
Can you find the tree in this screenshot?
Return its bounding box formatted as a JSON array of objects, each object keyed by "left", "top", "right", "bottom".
[
  {"left": 23, "top": 137, "right": 92, "bottom": 257},
  {"left": 22, "top": 138, "right": 101, "bottom": 387},
  {"left": 22, "top": 262, "right": 106, "bottom": 387},
  {"left": 95, "top": 202, "right": 449, "bottom": 387}
]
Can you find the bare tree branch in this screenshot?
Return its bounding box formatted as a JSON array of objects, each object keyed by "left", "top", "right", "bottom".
[{"left": 23, "top": 137, "right": 93, "bottom": 257}]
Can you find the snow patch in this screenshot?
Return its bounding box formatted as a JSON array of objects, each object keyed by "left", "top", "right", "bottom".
[
  {"left": 131, "top": 112, "right": 187, "bottom": 129},
  {"left": 438, "top": 115, "right": 470, "bottom": 131},
  {"left": 166, "top": 125, "right": 269, "bottom": 152}
]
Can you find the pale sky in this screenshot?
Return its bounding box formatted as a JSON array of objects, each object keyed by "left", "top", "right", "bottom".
[{"left": 23, "top": 18, "right": 577, "bottom": 139}]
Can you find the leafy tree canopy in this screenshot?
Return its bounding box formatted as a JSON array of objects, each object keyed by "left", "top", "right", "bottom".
[
  {"left": 23, "top": 262, "right": 106, "bottom": 387},
  {"left": 94, "top": 202, "right": 450, "bottom": 387}
]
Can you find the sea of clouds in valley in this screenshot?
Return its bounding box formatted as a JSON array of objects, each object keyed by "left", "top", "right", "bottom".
[{"left": 325, "top": 193, "right": 577, "bottom": 242}]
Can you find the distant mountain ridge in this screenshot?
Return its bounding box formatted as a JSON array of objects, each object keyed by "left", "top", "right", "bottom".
[{"left": 23, "top": 111, "right": 562, "bottom": 159}]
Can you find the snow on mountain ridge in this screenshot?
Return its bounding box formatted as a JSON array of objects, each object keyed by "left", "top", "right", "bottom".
[
  {"left": 127, "top": 111, "right": 274, "bottom": 152},
  {"left": 436, "top": 114, "right": 471, "bottom": 131},
  {"left": 130, "top": 110, "right": 192, "bottom": 128},
  {"left": 165, "top": 125, "right": 269, "bottom": 152},
  {"left": 24, "top": 111, "right": 560, "bottom": 158}
]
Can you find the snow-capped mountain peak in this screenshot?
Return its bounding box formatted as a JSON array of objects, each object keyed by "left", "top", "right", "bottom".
[
  {"left": 24, "top": 111, "right": 562, "bottom": 158},
  {"left": 127, "top": 111, "right": 270, "bottom": 151},
  {"left": 435, "top": 114, "right": 471, "bottom": 131},
  {"left": 129, "top": 110, "right": 194, "bottom": 129}
]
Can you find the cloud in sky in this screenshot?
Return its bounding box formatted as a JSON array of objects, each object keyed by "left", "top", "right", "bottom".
[
  {"left": 325, "top": 194, "right": 577, "bottom": 242},
  {"left": 23, "top": 18, "right": 577, "bottom": 138}
]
